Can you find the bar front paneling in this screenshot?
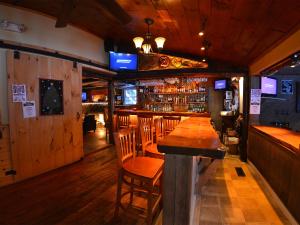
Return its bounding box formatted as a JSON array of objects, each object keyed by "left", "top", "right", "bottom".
[{"left": 248, "top": 126, "right": 300, "bottom": 222}]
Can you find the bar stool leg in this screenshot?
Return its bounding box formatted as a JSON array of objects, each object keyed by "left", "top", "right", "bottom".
[
  {"left": 147, "top": 186, "right": 153, "bottom": 225},
  {"left": 130, "top": 178, "right": 134, "bottom": 205},
  {"left": 114, "top": 171, "right": 122, "bottom": 218}
]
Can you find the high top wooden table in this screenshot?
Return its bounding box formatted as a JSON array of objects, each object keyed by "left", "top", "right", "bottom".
[{"left": 157, "top": 117, "right": 225, "bottom": 225}]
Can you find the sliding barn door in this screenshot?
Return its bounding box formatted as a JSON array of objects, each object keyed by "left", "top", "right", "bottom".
[{"left": 7, "top": 51, "right": 83, "bottom": 182}]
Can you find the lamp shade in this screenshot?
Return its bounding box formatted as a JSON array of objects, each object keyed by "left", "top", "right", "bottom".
[
  {"left": 133, "top": 37, "right": 144, "bottom": 49},
  {"left": 155, "top": 37, "right": 166, "bottom": 49},
  {"left": 142, "top": 43, "right": 152, "bottom": 54}
]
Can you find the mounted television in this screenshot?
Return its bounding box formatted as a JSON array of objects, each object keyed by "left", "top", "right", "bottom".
[
  {"left": 214, "top": 79, "right": 227, "bottom": 90},
  {"left": 82, "top": 92, "right": 87, "bottom": 102},
  {"left": 109, "top": 52, "right": 138, "bottom": 71},
  {"left": 261, "top": 76, "right": 277, "bottom": 96}
]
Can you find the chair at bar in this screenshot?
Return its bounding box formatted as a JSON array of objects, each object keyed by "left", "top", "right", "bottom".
[
  {"left": 162, "top": 116, "right": 181, "bottom": 135},
  {"left": 114, "top": 128, "right": 164, "bottom": 225},
  {"left": 117, "top": 114, "right": 130, "bottom": 130},
  {"left": 137, "top": 115, "right": 153, "bottom": 151},
  {"left": 154, "top": 117, "right": 165, "bottom": 142},
  {"left": 140, "top": 122, "right": 164, "bottom": 159}
]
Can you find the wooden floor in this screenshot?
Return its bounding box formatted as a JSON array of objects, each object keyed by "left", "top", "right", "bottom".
[
  {"left": 0, "top": 148, "right": 293, "bottom": 225},
  {"left": 83, "top": 127, "right": 110, "bottom": 155},
  {"left": 0, "top": 147, "right": 153, "bottom": 225}
]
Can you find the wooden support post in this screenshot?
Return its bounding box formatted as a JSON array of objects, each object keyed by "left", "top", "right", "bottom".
[
  {"left": 241, "top": 73, "right": 250, "bottom": 162},
  {"left": 108, "top": 80, "right": 115, "bottom": 144},
  {"left": 163, "top": 154, "right": 193, "bottom": 225}
]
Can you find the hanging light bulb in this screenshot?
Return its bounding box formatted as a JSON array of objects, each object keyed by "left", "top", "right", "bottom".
[
  {"left": 155, "top": 37, "right": 166, "bottom": 49},
  {"left": 133, "top": 37, "right": 144, "bottom": 49},
  {"left": 142, "top": 43, "right": 152, "bottom": 54}
]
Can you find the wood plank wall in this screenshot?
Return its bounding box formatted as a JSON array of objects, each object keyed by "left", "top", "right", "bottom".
[
  {"left": 0, "top": 125, "right": 14, "bottom": 186},
  {"left": 6, "top": 50, "right": 84, "bottom": 183}
]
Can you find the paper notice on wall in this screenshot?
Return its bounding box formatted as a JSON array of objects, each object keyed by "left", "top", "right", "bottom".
[
  {"left": 250, "top": 89, "right": 261, "bottom": 114},
  {"left": 12, "top": 84, "right": 26, "bottom": 102},
  {"left": 22, "top": 101, "right": 36, "bottom": 118}
]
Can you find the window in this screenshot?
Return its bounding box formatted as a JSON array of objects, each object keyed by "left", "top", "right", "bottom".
[{"left": 124, "top": 88, "right": 137, "bottom": 105}]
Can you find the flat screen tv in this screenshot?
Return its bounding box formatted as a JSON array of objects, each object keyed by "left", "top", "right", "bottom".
[
  {"left": 214, "top": 79, "right": 227, "bottom": 90},
  {"left": 82, "top": 92, "right": 87, "bottom": 102},
  {"left": 261, "top": 76, "right": 277, "bottom": 96},
  {"left": 109, "top": 52, "right": 138, "bottom": 71}
]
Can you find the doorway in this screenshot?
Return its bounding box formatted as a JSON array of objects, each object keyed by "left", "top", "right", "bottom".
[{"left": 82, "top": 75, "right": 111, "bottom": 155}]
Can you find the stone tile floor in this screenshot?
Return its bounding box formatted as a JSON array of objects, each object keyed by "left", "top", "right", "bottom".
[{"left": 199, "top": 156, "right": 293, "bottom": 225}]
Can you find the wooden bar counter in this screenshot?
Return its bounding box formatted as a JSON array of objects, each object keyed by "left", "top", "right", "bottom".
[
  {"left": 115, "top": 109, "right": 210, "bottom": 117},
  {"left": 157, "top": 117, "right": 225, "bottom": 225},
  {"left": 248, "top": 126, "right": 300, "bottom": 223}
]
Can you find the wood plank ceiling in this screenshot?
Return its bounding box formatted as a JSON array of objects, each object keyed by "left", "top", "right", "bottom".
[{"left": 1, "top": 0, "right": 300, "bottom": 66}]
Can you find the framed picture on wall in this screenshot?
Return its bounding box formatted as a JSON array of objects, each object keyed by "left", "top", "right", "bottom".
[
  {"left": 39, "top": 79, "right": 64, "bottom": 115},
  {"left": 281, "top": 80, "right": 293, "bottom": 95}
]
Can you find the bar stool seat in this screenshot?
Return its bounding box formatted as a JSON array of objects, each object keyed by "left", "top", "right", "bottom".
[
  {"left": 145, "top": 144, "right": 164, "bottom": 160},
  {"left": 123, "top": 156, "right": 163, "bottom": 179}
]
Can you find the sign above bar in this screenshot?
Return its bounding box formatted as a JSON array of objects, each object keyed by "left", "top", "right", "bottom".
[{"left": 138, "top": 53, "right": 208, "bottom": 71}]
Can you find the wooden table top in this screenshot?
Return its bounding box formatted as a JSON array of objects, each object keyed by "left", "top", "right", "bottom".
[
  {"left": 157, "top": 117, "right": 225, "bottom": 158},
  {"left": 251, "top": 125, "right": 300, "bottom": 153}
]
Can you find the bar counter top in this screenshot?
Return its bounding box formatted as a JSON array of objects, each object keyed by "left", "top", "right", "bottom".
[
  {"left": 251, "top": 125, "right": 300, "bottom": 153},
  {"left": 157, "top": 117, "right": 225, "bottom": 158},
  {"left": 114, "top": 109, "right": 210, "bottom": 117}
]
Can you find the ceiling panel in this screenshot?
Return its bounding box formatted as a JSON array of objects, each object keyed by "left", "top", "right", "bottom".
[{"left": 1, "top": 0, "right": 300, "bottom": 66}]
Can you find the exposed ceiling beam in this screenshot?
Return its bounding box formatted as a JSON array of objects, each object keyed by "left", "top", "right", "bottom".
[
  {"left": 55, "top": 0, "right": 78, "bottom": 28},
  {"left": 97, "top": 0, "right": 132, "bottom": 25}
]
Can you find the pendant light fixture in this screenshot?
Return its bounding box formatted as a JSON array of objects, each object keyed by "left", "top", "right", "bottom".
[{"left": 133, "top": 18, "right": 166, "bottom": 54}]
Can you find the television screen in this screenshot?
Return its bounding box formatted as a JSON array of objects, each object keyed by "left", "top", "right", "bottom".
[
  {"left": 82, "top": 92, "right": 87, "bottom": 102},
  {"left": 214, "top": 79, "right": 227, "bottom": 90},
  {"left": 261, "top": 77, "right": 277, "bottom": 95},
  {"left": 109, "top": 52, "right": 138, "bottom": 71},
  {"left": 123, "top": 88, "right": 137, "bottom": 105}
]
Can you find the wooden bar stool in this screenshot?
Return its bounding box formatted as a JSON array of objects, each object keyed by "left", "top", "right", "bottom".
[
  {"left": 154, "top": 118, "right": 165, "bottom": 143},
  {"left": 117, "top": 114, "right": 130, "bottom": 130},
  {"left": 140, "top": 123, "right": 164, "bottom": 160},
  {"left": 114, "top": 128, "right": 164, "bottom": 225},
  {"left": 162, "top": 116, "right": 181, "bottom": 135},
  {"left": 137, "top": 115, "right": 153, "bottom": 152}
]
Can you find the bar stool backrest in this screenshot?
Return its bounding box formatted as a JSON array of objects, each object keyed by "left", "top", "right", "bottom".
[
  {"left": 154, "top": 118, "right": 165, "bottom": 142},
  {"left": 114, "top": 128, "right": 136, "bottom": 168},
  {"left": 137, "top": 115, "right": 153, "bottom": 148},
  {"left": 140, "top": 123, "right": 153, "bottom": 155},
  {"left": 138, "top": 115, "right": 153, "bottom": 127},
  {"left": 117, "top": 114, "right": 130, "bottom": 129},
  {"left": 163, "top": 116, "right": 181, "bottom": 134}
]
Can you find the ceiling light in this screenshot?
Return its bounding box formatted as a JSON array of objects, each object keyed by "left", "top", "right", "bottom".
[
  {"left": 155, "top": 37, "right": 166, "bottom": 49},
  {"left": 142, "top": 44, "right": 152, "bottom": 54},
  {"left": 133, "top": 18, "right": 166, "bottom": 54},
  {"left": 201, "top": 46, "right": 205, "bottom": 51},
  {"left": 202, "top": 58, "right": 206, "bottom": 62},
  {"left": 198, "top": 31, "right": 204, "bottom": 36},
  {"left": 133, "top": 37, "right": 144, "bottom": 49}
]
